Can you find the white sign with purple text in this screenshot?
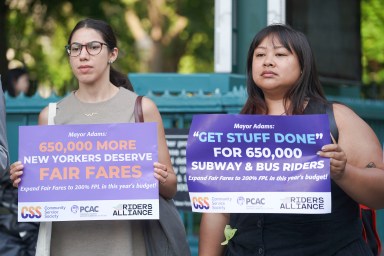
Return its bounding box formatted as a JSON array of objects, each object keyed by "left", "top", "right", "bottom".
[
  {"left": 18, "top": 123, "right": 158, "bottom": 222},
  {"left": 187, "top": 114, "right": 331, "bottom": 214}
]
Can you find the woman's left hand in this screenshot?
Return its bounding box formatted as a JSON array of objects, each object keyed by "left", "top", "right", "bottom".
[
  {"left": 153, "top": 162, "right": 169, "bottom": 185},
  {"left": 317, "top": 143, "right": 347, "bottom": 180}
]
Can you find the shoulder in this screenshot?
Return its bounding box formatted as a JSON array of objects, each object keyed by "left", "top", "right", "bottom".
[
  {"left": 38, "top": 106, "right": 49, "bottom": 125},
  {"left": 141, "top": 96, "right": 161, "bottom": 122},
  {"left": 56, "top": 91, "right": 76, "bottom": 107},
  {"left": 141, "top": 96, "right": 157, "bottom": 110},
  {"left": 119, "top": 87, "right": 137, "bottom": 99},
  {"left": 332, "top": 102, "right": 354, "bottom": 115},
  {"left": 39, "top": 99, "right": 64, "bottom": 125},
  {"left": 332, "top": 102, "right": 382, "bottom": 166},
  {"left": 332, "top": 103, "right": 370, "bottom": 131}
]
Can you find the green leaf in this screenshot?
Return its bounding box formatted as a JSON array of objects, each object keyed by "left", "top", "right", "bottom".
[{"left": 221, "top": 225, "right": 237, "bottom": 246}]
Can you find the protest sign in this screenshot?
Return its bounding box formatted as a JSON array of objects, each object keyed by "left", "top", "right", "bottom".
[
  {"left": 187, "top": 114, "right": 331, "bottom": 214},
  {"left": 18, "top": 123, "right": 158, "bottom": 222}
]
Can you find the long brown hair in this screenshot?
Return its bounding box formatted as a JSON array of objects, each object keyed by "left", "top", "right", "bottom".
[
  {"left": 67, "top": 18, "right": 134, "bottom": 91},
  {"left": 241, "top": 24, "right": 326, "bottom": 115}
]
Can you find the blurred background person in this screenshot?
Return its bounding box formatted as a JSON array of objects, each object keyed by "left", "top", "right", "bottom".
[{"left": 3, "top": 67, "right": 34, "bottom": 97}]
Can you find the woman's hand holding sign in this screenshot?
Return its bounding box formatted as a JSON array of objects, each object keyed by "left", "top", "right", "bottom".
[
  {"left": 9, "top": 161, "right": 23, "bottom": 187},
  {"left": 153, "top": 162, "right": 170, "bottom": 185},
  {"left": 317, "top": 143, "right": 347, "bottom": 181}
]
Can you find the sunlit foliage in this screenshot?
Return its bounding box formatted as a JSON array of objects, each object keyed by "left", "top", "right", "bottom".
[{"left": 4, "top": 0, "right": 214, "bottom": 95}]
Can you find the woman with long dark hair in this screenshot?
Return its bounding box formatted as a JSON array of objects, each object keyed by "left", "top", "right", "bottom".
[
  {"left": 10, "top": 18, "right": 189, "bottom": 256},
  {"left": 199, "top": 24, "right": 384, "bottom": 256}
]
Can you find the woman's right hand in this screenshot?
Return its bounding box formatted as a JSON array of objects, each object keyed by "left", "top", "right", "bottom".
[{"left": 9, "top": 161, "right": 24, "bottom": 187}]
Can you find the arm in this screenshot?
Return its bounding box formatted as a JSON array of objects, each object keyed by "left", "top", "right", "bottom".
[
  {"left": 199, "top": 213, "right": 229, "bottom": 256},
  {"left": 10, "top": 106, "right": 49, "bottom": 187},
  {"left": 318, "top": 103, "right": 384, "bottom": 209},
  {"left": 38, "top": 106, "right": 49, "bottom": 125},
  {"left": 141, "top": 97, "right": 177, "bottom": 199},
  {"left": 0, "top": 88, "right": 9, "bottom": 176}
]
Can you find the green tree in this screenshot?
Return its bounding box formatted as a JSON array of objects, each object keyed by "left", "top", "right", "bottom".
[
  {"left": 2, "top": 0, "right": 108, "bottom": 94},
  {"left": 121, "top": 0, "right": 214, "bottom": 73},
  {"left": 361, "top": 0, "right": 384, "bottom": 98},
  {"left": 1, "top": 0, "right": 214, "bottom": 95}
]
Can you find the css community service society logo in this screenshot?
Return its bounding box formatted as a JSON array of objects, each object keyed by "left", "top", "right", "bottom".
[
  {"left": 20, "top": 206, "right": 42, "bottom": 219},
  {"left": 71, "top": 205, "right": 79, "bottom": 214}
]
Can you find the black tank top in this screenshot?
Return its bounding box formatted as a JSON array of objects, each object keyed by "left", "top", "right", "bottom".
[{"left": 225, "top": 99, "right": 367, "bottom": 256}]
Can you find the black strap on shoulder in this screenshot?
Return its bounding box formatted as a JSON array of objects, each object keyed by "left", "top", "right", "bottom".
[
  {"left": 325, "top": 103, "right": 339, "bottom": 143},
  {"left": 304, "top": 99, "right": 339, "bottom": 144}
]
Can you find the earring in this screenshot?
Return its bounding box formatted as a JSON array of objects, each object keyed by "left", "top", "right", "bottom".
[{"left": 108, "top": 60, "right": 113, "bottom": 64}]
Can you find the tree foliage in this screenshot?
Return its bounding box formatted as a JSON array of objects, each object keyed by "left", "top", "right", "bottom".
[
  {"left": 2, "top": 0, "right": 214, "bottom": 95},
  {"left": 361, "top": 0, "right": 384, "bottom": 98},
  {"left": 3, "top": 1, "right": 383, "bottom": 99}
]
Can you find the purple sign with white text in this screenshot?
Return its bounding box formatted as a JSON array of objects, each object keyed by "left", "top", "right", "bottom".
[
  {"left": 18, "top": 123, "right": 159, "bottom": 222},
  {"left": 186, "top": 114, "right": 332, "bottom": 214}
]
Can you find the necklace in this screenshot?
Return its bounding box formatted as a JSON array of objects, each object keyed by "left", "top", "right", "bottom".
[{"left": 84, "top": 112, "right": 98, "bottom": 117}]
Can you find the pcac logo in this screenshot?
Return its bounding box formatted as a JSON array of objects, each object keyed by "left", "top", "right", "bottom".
[
  {"left": 246, "top": 198, "right": 265, "bottom": 205},
  {"left": 80, "top": 206, "right": 99, "bottom": 213},
  {"left": 192, "top": 197, "right": 210, "bottom": 210},
  {"left": 21, "top": 206, "right": 42, "bottom": 219},
  {"left": 71, "top": 205, "right": 79, "bottom": 214}
]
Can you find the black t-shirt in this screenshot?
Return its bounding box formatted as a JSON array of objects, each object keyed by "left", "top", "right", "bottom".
[{"left": 225, "top": 99, "right": 370, "bottom": 256}]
